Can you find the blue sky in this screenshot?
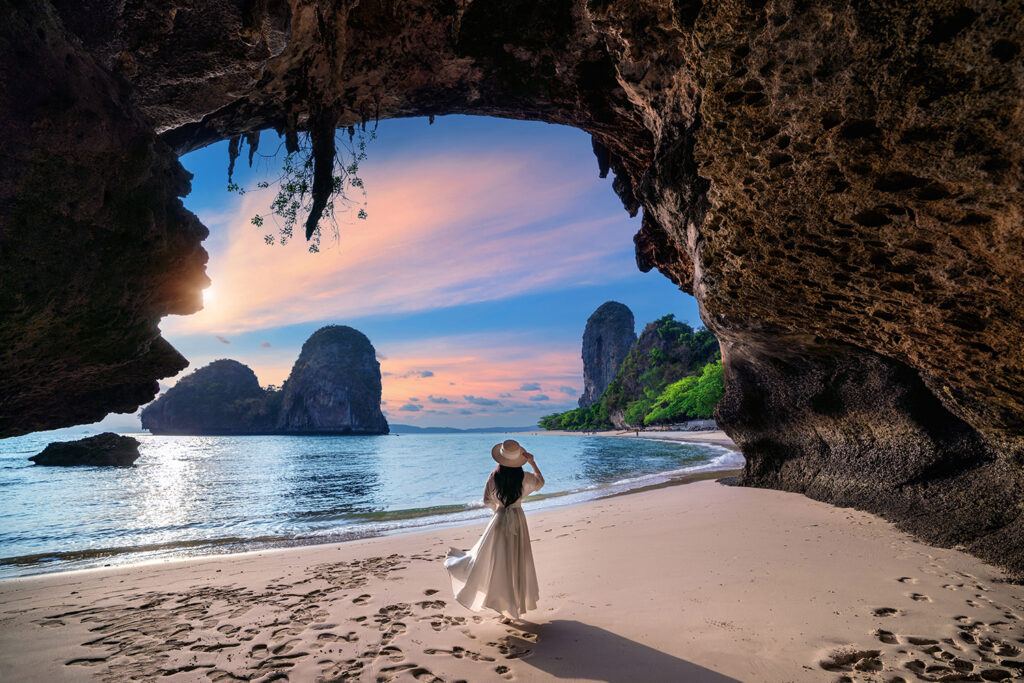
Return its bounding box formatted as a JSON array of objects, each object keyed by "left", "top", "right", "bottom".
[{"left": 101, "top": 115, "right": 701, "bottom": 430}]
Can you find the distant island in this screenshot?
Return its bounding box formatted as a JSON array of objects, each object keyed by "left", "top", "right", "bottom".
[
  {"left": 541, "top": 303, "right": 723, "bottom": 431},
  {"left": 141, "top": 326, "right": 388, "bottom": 435}
]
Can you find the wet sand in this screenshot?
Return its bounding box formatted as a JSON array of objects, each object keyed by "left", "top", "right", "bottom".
[
  {"left": 523, "top": 428, "right": 741, "bottom": 453},
  {"left": 2, "top": 454, "right": 1022, "bottom": 681}
]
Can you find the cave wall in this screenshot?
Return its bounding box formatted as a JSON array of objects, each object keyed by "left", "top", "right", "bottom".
[
  {"left": 687, "top": 0, "right": 1024, "bottom": 576},
  {"left": 1, "top": 0, "right": 1022, "bottom": 575},
  {"left": 0, "top": 1, "right": 209, "bottom": 434}
]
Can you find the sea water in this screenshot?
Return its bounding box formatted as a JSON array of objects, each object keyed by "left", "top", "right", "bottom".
[{"left": 0, "top": 432, "right": 743, "bottom": 577}]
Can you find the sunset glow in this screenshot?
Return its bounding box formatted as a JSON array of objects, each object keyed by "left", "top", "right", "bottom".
[{"left": 143, "top": 116, "right": 701, "bottom": 429}]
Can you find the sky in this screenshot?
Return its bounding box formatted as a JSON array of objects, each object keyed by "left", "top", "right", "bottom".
[{"left": 92, "top": 115, "right": 702, "bottom": 431}]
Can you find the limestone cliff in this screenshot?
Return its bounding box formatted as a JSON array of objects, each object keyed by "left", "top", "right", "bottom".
[
  {"left": 579, "top": 302, "right": 636, "bottom": 408},
  {"left": 141, "top": 360, "right": 278, "bottom": 435},
  {"left": 2, "top": 0, "right": 1024, "bottom": 576},
  {"left": 141, "top": 328, "right": 388, "bottom": 435},
  {"left": 276, "top": 326, "right": 388, "bottom": 435},
  {"left": 603, "top": 316, "right": 719, "bottom": 428}
]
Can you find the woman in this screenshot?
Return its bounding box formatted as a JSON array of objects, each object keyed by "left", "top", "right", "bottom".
[{"left": 444, "top": 439, "right": 545, "bottom": 621}]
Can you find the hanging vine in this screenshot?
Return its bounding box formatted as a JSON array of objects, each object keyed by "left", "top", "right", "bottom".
[{"left": 226, "top": 122, "right": 374, "bottom": 254}]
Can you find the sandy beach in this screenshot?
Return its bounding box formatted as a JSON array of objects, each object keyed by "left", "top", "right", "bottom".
[
  {"left": 2, "top": 431, "right": 1022, "bottom": 683},
  {"left": 522, "top": 429, "right": 742, "bottom": 453}
]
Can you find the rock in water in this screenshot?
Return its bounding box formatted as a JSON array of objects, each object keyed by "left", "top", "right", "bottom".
[
  {"left": 30, "top": 433, "right": 140, "bottom": 466},
  {"left": 579, "top": 302, "right": 636, "bottom": 408},
  {"left": 140, "top": 360, "right": 276, "bottom": 435},
  {"left": 277, "top": 326, "right": 389, "bottom": 435}
]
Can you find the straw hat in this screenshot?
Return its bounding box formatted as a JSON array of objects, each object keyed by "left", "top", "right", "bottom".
[{"left": 491, "top": 439, "right": 527, "bottom": 467}]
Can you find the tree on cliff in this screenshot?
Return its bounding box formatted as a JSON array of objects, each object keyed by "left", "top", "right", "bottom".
[{"left": 540, "top": 315, "right": 722, "bottom": 431}]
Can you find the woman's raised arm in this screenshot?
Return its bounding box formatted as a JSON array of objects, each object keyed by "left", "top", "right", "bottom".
[{"left": 523, "top": 450, "right": 544, "bottom": 491}]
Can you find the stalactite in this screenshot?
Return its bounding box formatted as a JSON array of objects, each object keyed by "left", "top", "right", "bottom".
[
  {"left": 304, "top": 112, "right": 338, "bottom": 240},
  {"left": 245, "top": 131, "right": 260, "bottom": 166},
  {"left": 227, "top": 135, "right": 241, "bottom": 182}
]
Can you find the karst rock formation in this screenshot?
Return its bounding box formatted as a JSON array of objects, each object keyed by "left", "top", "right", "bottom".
[
  {"left": 1, "top": 0, "right": 1022, "bottom": 575},
  {"left": 140, "top": 329, "right": 388, "bottom": 435},
  {"left": 579, "top": 302, "right": 637, "bottom": 408},
  {"left": 140, "top": 359, "right": 278, "bottom": 435},
  {"left": 276, "top": 326, "right": 389, "bottom": 435}
]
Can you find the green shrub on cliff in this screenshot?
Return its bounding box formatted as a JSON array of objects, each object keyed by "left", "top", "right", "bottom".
[
  {"left": 643, "top": 359, "right": 724, "bottom": 425},
  {"left": 602, "top": 315, "right": 718, "bottom": 423},
  {"left": 539, "top": 314, "right": 722, "bottom": 431}
]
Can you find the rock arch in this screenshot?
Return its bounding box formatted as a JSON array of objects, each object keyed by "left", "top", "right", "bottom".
[{"left": 1, "top": 0, "right": 1022, "bottom": 575}]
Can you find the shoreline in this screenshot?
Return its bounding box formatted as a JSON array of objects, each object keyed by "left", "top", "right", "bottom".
[
  {"left": 3, "top": 477, "right": 1021, "bottom": 681},
  {"left": 0, "top": 431, "right": 742, "bottom": 581},
  {"left": 523, "top": 427, "right": 741, "bottom": 452}
]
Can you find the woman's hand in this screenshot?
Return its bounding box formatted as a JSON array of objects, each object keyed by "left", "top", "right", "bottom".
[{"left": 524, "top": 451, "right": 535, "bottom": 464}]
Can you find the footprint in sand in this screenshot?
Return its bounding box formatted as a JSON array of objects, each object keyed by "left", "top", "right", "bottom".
[
  {"left": 495, "top": 664, "right": 513, "bottom": 679},
  {"left": 906, "top": 637, "right": 939, "bottom": 646},
  {"left": 410, "top": 667, "right": 445, "bottom": 682},
  {"left": 897, "top": 577, "right": 918, "bottom": 584},
  {"left": 875, "top": 629, "right": 899, "bottom": 644},
  {"left": 374, "top": 645, "right": 406, "bottom": 662},
  {"left": 416, "top": 599, "right": 447, "bottom": 610},
  {"left": 65, "top": 657, "right": 108, "bottom": 667},
  {"left": 271, "top": 639, "right": 302, "bottom": 655},
  {"left": 873, "top": 607, "right": 901, "bottom": 617},
  {"left": 423, "top": 589, "right": 439, "bottom": 596},
  {"left": 488, "top": 636, "right": 533, "bottom": 660},
  {"left": 207, "top": 670, "right": 250, "bottom": 682},
  {"left": 317, "top": 631, "right": 360, "bottom": 643},
  {"left": 909, "top": 593, "right": 931, "bottom": 602},
  {"left": 819, "top": 648, "right": 883, "bottom": 674},
  {"left": 377, "top": 662, "right": 417, "bottom": 677},
  {"left": 428, "top": 615, "right": 466, "bottom": 631},
  {"left": 424, "top": 645, "right": 496, "bottom": 662},
  {"left": 352, "top": 594, "right": 372, "bottom": 605},
  {"left": 191, "top": 642, "right": 239, "bottom": 653}
]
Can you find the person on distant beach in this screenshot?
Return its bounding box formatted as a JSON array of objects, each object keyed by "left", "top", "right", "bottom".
[{"left": 444, "top": 439, "right": 544, "bottom": 622}]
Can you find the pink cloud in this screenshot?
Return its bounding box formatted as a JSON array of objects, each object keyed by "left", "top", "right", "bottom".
[
  {"left": 369, "top": 332, "right": 582, "bottom": 422},
  {"left": 161, "top": 151, "right": 634, "bottom": 336}
]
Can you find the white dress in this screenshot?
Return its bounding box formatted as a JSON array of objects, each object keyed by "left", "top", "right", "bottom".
[{"left": 444, "top": 470, "right": 545, "bottom": 619}]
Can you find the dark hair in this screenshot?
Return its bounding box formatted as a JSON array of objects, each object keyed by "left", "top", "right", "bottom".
[{"left": 494, "top": 465, "right": 524, "bottom": 507}]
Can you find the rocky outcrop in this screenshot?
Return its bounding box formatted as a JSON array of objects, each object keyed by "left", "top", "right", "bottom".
[
  {"left": 579, "top": 302, "right": 636, "bottom": 408},
  {"left": 30, "top": 433, "right": 141, "bottom": 466},
  {"left": 0, "top": 1, "right": 209, "bottom": 437},
  {"left": 141, "top": 328, "right": 387, "bottom": 435},
  {"left": 277, "top": 326, "right": 388, "bottom": 435},
  {"left": 603, "top": 315, "right": 718, "bottom": 428},
  {"left": 140, "top": 360, "right": 278, "bottom": 435},
  {"left": 2, "top": 1, "right": 1023, "bottom": 575}
]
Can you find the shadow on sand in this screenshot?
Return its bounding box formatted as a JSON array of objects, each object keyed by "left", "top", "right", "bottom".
[{"left": 510, "top": 619, "right": 741, "bottom": 682}]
